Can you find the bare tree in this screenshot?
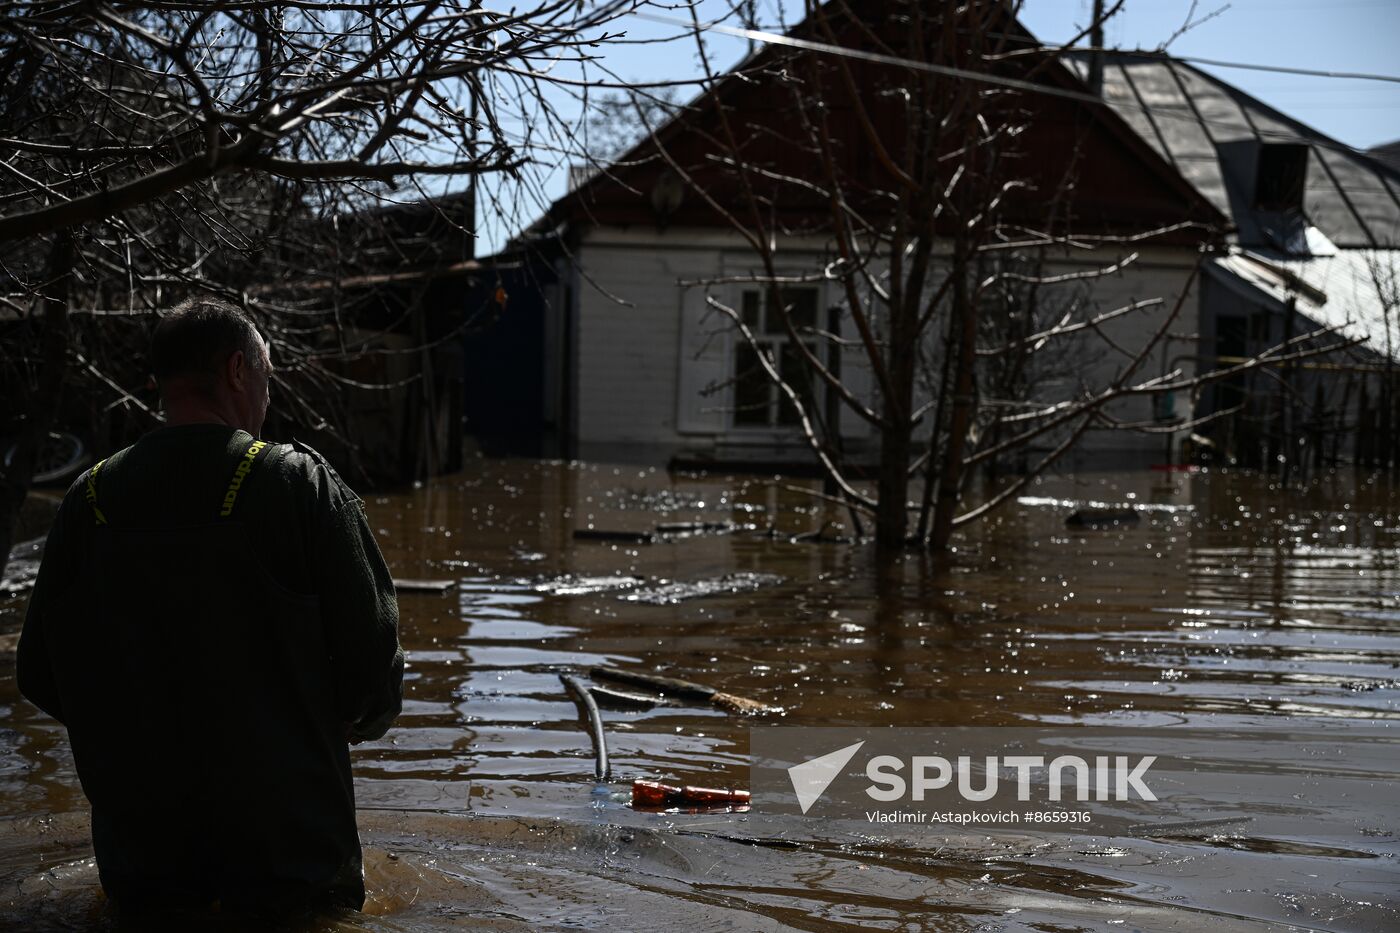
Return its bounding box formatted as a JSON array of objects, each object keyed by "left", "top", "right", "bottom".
[
  {"left": 583, "top": 87, "right": 682, "bottom": 165},
  {"left": 0, "top": 0, "right": 646, "bottom": 578},
  {"left": 643, "top": 0, "right": 1356, "bottom": 550}
]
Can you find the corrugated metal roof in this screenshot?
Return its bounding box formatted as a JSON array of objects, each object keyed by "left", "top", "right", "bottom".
[
  {"left": 1371, "top": 140, "right": 1400, "bottom": 173},
  {"left": 1067, "top": 53, "right": 1400, "bottom": 250}
]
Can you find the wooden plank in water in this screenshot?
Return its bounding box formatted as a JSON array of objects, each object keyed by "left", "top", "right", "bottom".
[
  {"left": 590, "top": 665, "right": 778, "bottom": 715},
  {"left": 588, "top": 683, "right": 666, "bottom": 709}
]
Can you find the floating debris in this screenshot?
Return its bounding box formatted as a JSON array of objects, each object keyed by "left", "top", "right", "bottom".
[
  {"left": 530, "top": 574, "right": 644, "bottom": 596},
  {"left": 573, "top": 528, "right": 655, "bottom": 544},
  {"left": 631, "top": 779, "right": 750, "bottom": 812},
  {"left": 1065, "top": 509, "right": 1141, "bottom": 529},
  {"left": 619, "top": 572, "right": 783, "bottom": 605},
  {"left": 392, "top": 578, "right": 457, "bottom": 594},
  {"left": 591, "top": 666, "right": 779, "bottom": 715}
]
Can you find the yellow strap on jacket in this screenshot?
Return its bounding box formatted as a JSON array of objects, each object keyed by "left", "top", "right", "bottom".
[
  {"left": 219, "top": 440, "right": 269, "bottom": 518},
  {"left": 84, "top": 459, "right": 108, "bottom": 525}
]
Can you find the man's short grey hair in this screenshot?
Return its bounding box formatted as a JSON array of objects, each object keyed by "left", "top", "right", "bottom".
[{"left": 150, "top": 297, "right": 269, "bottom": 391}]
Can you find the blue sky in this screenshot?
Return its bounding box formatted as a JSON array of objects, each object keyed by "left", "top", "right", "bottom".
[
  {"left": 1018, "top": 0, "right": 1400, "bottom": 150},
  {"left": 474, "top": 0, "right": 1400, "bottom": 253},
  {"left": 605, "top": 0, "right": 1400, "bottom": 149}
]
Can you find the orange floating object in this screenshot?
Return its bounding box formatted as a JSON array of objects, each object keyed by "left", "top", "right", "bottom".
[{"left": 631, "top": 779, "right": 751, "bottom": 810}]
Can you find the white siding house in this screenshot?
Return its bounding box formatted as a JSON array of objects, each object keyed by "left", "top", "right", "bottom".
[
  {"left": 478, "top": 13, "right": 1400, "bottom": 473},
  {"left": 556, "top": 226, "right": 1203, "bottom": 469}
]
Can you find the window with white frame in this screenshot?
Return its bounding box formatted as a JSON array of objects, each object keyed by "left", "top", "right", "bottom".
[{"left": 731, "top": 285, "right": 822, "bottom": 428}]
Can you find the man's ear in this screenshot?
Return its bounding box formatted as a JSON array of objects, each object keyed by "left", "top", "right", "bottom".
[{"left": 226, "top": 348, "right": 248, "bottom": 390}]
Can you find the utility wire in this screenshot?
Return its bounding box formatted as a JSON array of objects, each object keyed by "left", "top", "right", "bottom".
[
  {"left": 631, "top": 12, "right": 1399, "bottom": 159},
  {"left": 1061, "top": 48, "right": 1400, "bottom": 85},
  {"left": 635, "top": 11, "right": 1119, "bottom": 101},
  {"left": 638, "top": 12, "right": 1400, "bottom": 86}
]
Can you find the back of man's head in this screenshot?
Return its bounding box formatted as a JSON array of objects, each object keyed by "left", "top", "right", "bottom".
[{"left": 150, "top": 298, "right": 266, "bottom": 398}]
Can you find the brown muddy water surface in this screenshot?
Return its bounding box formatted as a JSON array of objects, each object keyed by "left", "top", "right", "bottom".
[{"left": 0, "top": 461, "right": 1397, "bottom": 931}]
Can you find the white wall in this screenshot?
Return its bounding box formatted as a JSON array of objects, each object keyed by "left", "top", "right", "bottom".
[
  {"left": 570, "top": 225, "right": 1203, "bottom": 469},
  {"left": 1032, "top": 248, "right": 1203, "bottom": 469},
  {"left": 571, "top": 234, "right": 711, "bottom": 464}
]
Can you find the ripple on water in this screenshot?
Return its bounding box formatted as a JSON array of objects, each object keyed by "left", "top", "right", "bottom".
[{"left": 2, "top": 463, "right": 1398, "bottom": 930}]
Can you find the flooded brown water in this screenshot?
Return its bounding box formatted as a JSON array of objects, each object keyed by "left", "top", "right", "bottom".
[{"left": 0, "top": 460, "right": 1396, "bottom": 931}]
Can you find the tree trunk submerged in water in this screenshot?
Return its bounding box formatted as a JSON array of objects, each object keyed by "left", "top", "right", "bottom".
[
  {"left": 930, "top": 239, "right": 975, "bottom": 553},
  {"left": 874, "top": 410, "right": 913, "bottom": 551},
  {"left": 874, "top": 252, "right": 923, "bottom": 552},
  {"left": 0, "top": 235, "right": 73, "bottom": 583}
]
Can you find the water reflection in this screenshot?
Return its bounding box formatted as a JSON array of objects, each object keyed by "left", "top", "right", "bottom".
[{"left": 0, "top": 461, "right": 1396, "bottom": 930}]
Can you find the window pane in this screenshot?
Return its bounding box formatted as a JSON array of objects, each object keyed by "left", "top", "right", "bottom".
[
  {"left": 776, "top": 341, "right": 816, "bottom": 426},
  {"left": 768, "top": 287, "right": 818, "bottom": 334},
  {"left": 741, "top": 290, "right": 761, "bottom": 330},
  {"left": 733, "top": 342, "right": 772, "bottom": 425}
]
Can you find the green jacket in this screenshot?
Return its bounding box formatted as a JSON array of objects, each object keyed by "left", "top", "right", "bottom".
[{"left": 17, "top": 423, "right": 403, "bottom": 913}]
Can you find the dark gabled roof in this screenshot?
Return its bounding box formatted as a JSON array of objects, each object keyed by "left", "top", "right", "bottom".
[
  {"left": 534, "top": 3, "right": 1223, "bottom": 246},
  {"left": 1066, "top": 53, "right": 1400, "bottom": 249}
]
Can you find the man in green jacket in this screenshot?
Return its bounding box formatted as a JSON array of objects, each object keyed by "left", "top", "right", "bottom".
[{"left": 17, "top": 297, "right": 404, "bottom": 917}]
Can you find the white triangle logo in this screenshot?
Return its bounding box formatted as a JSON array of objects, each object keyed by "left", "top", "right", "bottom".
[{"left": 787, "top": 741, "right": 865, "bottom": 814}]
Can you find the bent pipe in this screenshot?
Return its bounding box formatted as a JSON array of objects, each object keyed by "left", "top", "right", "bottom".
[{"left": 560, "top": 673, "right": 610, "bottom": 782}]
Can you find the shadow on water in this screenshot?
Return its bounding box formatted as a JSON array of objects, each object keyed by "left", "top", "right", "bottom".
[{"left": 0, "top": 460, "right": 1397, "bottom": 930}]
